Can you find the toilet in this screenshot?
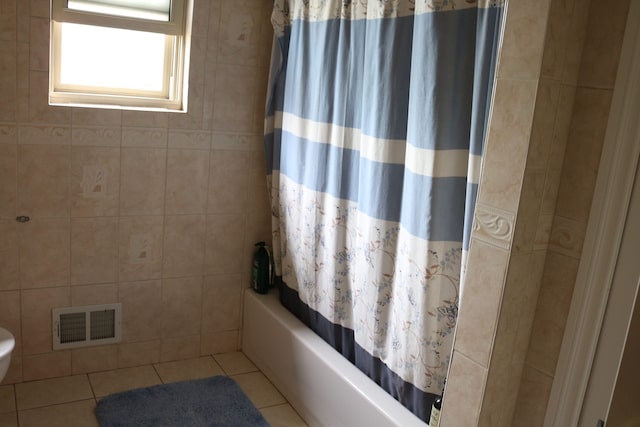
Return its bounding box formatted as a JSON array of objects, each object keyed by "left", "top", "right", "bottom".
[{"left": 0, "top": 327, "right": 15, "bottom": 382}]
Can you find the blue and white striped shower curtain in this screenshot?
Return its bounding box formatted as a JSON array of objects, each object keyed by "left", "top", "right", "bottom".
[{"left": 264, "top": 0, "right": 503, "bottom": 421}]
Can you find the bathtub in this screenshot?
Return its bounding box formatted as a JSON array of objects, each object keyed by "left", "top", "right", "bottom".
[{"left": 242, "top": 289, "right": 427, "bottom": 427}]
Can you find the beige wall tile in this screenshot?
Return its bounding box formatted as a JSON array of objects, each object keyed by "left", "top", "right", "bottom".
[
  {"left": 165, "top": 150, "right": 209, "bottom": 215},
  {"left": 28, "top": 71, "right": 71, "bottom": 124},
  {"left": 119, "top": 148, "right": 166, "bottom": 215},
  {"left": 211, "top": 133, "right": 262, "bottom": 151},
  {"left": 71, "top": 217, "right": 118, "bottom": 285},
  {"left": 511, "top": 365, "right": 553, "bottom": 426},
  {"left": 71, "top": 283, "right": 118, "bottom": 307},
  {"left": 0, "top": 144, "right": 16, "bottom": 218},
  {"left": 18, "top": 125, "right": 71, "bottom": 146},
  {"left": 0, "top": 412, "right": 17, "bottom": 427},
  {"left": 71, "top": 127, "right": 121, "bottom": 147},
  {"left": 22, "top": 351, "right": 71, "bottom": 382},
  {"left": 168, "top": 84, "right": 205, "bottom": 130},
  {"left": 217, "top": 1, "right": 263, "bottom": 67},
  {"left": 512, "top": 168, "right": 546, "bottom": 253},
  {"left": 543, "top": 82, "right": 574, "bottom": 173},
  {"left": 17, "top": 144, "right": 69, "bottom": 217},
  {"left": 527, "top": 79, "right": 561, "bottom": 170},
  {"left": 548, "top": 215, "right": 587, "bottom": 259},
  {"left": 168, "top": 130, "right": 211, "bottom": 150},
  {"left": 0, "top": 220, "right": 18, "bottom": 290},
  {"left": 439, "top": 351, "right": 487, "bottom": 427},
  {"left": 70, "top": 146, "right": 120, "bottom": 217},
  {"left": 578, "top": 0, "right": 631, "bottom": 89},
  {"left": 161, "top": 276, "right": 203, "bottom": 338},
  {"left": 71, "top": 345, "right": 118, "bottom": 375},
  {"left": 526, "top": 251, "right": 579, "bottom": 376},
  {"left": 118, "top": 216, "right": 163, "bottom": 282},
  {"left": 188, "top": 36, "right": 207, "bottom": 86},
  {"left": 202, "top": 274, "right": 242, "bottom": 334},
  {"left": 121, "top": 111, "right": 168, "bottom": 128},
  {"left": 160, "top": 335, "right": 201, "bottom": 362},
  {"left": 0, "top": 125, "right": 17, "bottom": 145},
  {"left": 121, "top": 128, "right": 167, "bottom": 148},
  {"left": 118, "top": 280, "right": 162, "bottom": 343},
  {"left": 205, "top": 214, "right": 246, "bottom": 275},
  {"left": 0, "top": 384, "right": 15, "bottom": 413},
  {"left": 555, "top": 88, "right": 612, "bottom": 222},
  {"left": 0, "top": 290, "right": 21, "bottom": 355},
  {"left": 0, "top": 0, "right": 274, "bottom": 385},
  {"left": 454, "top": 240, "right": 509, "bottom": 367},
  {"left": 478, "top": 79, "right": 537, "bottom": 213},
  {"left": 561, "top": 0, "right": 591, "bottom": 84},
  {"left": 497, "top": 0, "right": 551, "bottom": 80},
  {"left": 207, "top": 150, "right": 249, "bottom": 213},
  {"left": 0, "top": 355, "right": 22, "bottom": 385},
  {"left": 19, "top": 218, "right": 70, "bottom": 289},
  {"left": 72, "top": 108, "right": 122, "bottom": 127},
  {"left": 162, "top": 215, "right": 206, "bottom": 278},
  {"left": 212, "top": 64, "right": 259, "bottom": 132},
  {"left": 117, "top": 340, "right": 160, "bottom": 369},
  {"left": 541, "top": 0, "right": 579, "bottom": 80},
  {"left": 201, "top": 330, "right": 239, "bottom": 355},
  {"left": 28, "top": 17, "right": 48, "bottom": 72},
  {"left": 21, "top": 287, "right": 70, "bottom": 354}
]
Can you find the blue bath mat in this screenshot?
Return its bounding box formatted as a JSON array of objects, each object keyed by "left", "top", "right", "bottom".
[{"left": 95, "top": 375, "right": 270, "bottom": 427}]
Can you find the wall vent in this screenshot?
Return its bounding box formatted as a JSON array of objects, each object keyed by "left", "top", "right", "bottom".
[{"left": 52, "top": 303, "right": 122, "bottom": 350}]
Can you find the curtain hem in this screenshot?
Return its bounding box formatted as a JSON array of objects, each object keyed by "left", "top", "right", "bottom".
[{"left": 278, "top": 279, "right": 438, "bottom": 423}]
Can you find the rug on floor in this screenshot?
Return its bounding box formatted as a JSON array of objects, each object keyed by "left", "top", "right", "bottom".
[{"left": 95, "top": 375, "right": 271, "bottom": 427}]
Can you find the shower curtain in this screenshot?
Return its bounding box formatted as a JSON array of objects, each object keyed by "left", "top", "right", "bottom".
[{"left": 264, "top": 0, "right": 503, "bottom": 421}]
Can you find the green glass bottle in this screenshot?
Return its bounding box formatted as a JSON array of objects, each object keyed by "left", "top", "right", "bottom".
[{"left": 252, "top": 242, "right": 270, "bottom": 294}]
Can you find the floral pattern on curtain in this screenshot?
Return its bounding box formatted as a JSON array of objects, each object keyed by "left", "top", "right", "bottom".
[{"left": 264, "top": 0, "right": 503, "bottom": 421}]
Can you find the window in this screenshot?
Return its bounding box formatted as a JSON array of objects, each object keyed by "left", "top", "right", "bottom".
[{"left": 50, "top": 0, "right": 193, "bottom": 112}]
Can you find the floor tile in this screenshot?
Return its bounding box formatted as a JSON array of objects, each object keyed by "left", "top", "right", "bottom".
[
  {"left": 154, "top": 356, "right": 224, "bottom": 384},
  {"left": 18, "top": 399, "right": 98, "bottom": 427},
  {"left": 89, "top": 365, "right": 161, "bottom": 398},
  {"left": 0, "top": 411, "right": 17, "bottom": 427},
  {"left": 232, "top": 371, "right": 287, "bottom": 409},
  {"left": 0, "top": 385, "right": 15, "bottom": 413},
  {"left": 261, "top": 403, "right": 309, "bottom": 427},
  {"left": 15, "top": 375, "right": 93, "bottom": 410},
  {"left": 214, "top": 351, "right": 258, "bottom": 375}
]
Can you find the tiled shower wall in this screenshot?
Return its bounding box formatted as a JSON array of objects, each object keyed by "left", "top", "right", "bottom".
[
  {"left": 441, "top": 0, "right": 631, "bottom": 425},
  {"left": 0, "top": 0, "right": 274, "bottom": 384}
]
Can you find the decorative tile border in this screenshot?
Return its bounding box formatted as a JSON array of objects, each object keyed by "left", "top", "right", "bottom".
[
  {"left": 18, "top": 125, "right": 71, "bottom": 145},
  {"left": 122, "top": 128, "right": 168, "bottom": 148},
  {"left": 72, "top": 127, "right": 121, "bottom": 147},
  {"left": 168, "top": 130, "right": 211, "bottom": 150},
  {"left": 548, "top": 215, "right": 586, "bottom": 259},
  {"left": 472, "top": 203, "right": 515, "bottom": 250}
]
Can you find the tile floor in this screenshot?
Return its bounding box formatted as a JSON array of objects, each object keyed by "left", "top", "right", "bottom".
[{"left": 0, "top": 352, "right": 308, "bottom": 427}]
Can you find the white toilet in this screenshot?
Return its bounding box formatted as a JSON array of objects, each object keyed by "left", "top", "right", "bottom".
[{"left": 0, "top": 327, "right": 15, "bottom": 382}]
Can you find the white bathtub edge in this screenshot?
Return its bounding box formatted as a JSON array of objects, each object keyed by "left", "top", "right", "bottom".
[{"left": 242, "top": 289, "right": 427, "bottom": 427}]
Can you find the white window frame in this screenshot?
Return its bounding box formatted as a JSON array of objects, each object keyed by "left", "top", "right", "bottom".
[{"left": 49, "top": 0, "right": 192, "bottom": 112}]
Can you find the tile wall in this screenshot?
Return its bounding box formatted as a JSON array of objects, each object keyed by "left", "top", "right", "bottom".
[
  {"left": 0, "top": 0, "right": 274, "bottom": 384},
  {"left": 441, "top": 0, "right": 631, "bottom": 425}
]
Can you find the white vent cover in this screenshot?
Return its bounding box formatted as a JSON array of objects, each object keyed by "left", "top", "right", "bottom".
[{"left": 52, "top": 303, "right": 122, "bottom": 350}]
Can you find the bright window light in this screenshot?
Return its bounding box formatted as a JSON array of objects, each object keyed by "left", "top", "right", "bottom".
[
  {"left": 50, "top": 0, "right": 191, "bottom": 111},
  {"left": 59, "top": 23, "right": 167, "bottom": 93},
  {"left": 67, "top": 0, "right": 171, "bottom": 22}
]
